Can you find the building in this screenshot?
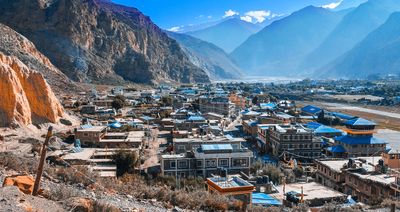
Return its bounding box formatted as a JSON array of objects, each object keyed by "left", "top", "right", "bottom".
[
  {"left": 305, "top": 122, "right": 343, "bottom": 138},
  {"left": 199, "top": 96, "right": 235, "bottom": 117},
  {"left": 75, "top": 125, "right": 144, "bottom": 148},
  {"left": 173, "top": 136, "right": 245, "bottom": 154},
  {"left": 301, "top": 105, "right": 322, "bottom": 116},
  {"left": 161, "top": 143, "right": 253, "bottom": 178},
  {"left": 266, "top": 124, "right": 322, "bottom": 160},
  {"left": 327, "top": 118, "right": 387, "bottom": 157},
  {"left": 315, "top": 157, "right": 398, "bottom": 204},
  {"left": 206, "top": 176, "right": 255, "bottom": 207}
]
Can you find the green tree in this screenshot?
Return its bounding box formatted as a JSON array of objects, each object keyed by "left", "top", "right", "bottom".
[{"left": 112, "top": 150, "right": 139, "bottom": 177}]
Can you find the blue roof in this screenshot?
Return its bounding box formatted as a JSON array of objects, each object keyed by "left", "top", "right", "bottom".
[
  {"left": 188, "top": 116, "right": 206, "bottom": 121},
  {"left": 141, "top": 116, "right": 155, "bottom": 121},
  {"left": 344, "top": 118, "right": 376, "bottom": 126},
  {"left": 301, "top": 105, "right": 322, "bottom": 115},
  {"left": 330, "top": 112, "right": 356, "bottom": 120},
  {"left": 306, "top": 122, "right": 322, "bottom": 129},
  {"left": 108, "top": 122, "right": 122, "bottom": 129},
  {"left": 314, "top": 125, "right": 343, "bottom": 134},
  {"left": 327, "top": 145, "right": 346, "bottom": 153},
  {"left": 335, "top": 135, "right": 387, "bottom": 145},
  {"left": 201, "top": 144, "right": 233, "bottom": 151},
  {"left": 252, "top": 193, "right": 282, "bottom": 206},
  {"left": 260, "top": 103, "right": 277, "bottom": 110},
  {"left": 80, "top": 124, "right": 93, "bottom": 129}
]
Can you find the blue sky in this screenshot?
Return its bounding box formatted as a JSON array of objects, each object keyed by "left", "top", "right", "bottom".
[{"left": 112, "top": 0, "right": 364, "bottom": 30}]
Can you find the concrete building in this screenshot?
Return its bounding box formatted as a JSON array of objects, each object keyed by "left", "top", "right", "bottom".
[
  {"left": 161, "top": 143, "right": 253, "bottom": 178},
  {"left": 199, "top": 96, "right": 235, "bottom": 117},
  {"left": 173, "top": 136, "right": 245, "bottom": 154},
  {"left": 327, "top": 118, "right": 387, "bottom": 157},
  {"left": 266, "top": 124, "right": 323, "bottom": 160},
  {"left": 315, "top": 157, "right": 398, "bottom": 203}
]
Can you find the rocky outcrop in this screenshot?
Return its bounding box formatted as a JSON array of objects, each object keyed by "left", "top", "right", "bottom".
[
  {"left": 0, "top": 0, "right": 210, "bottom": 84},
  {"left": 0, "top": 53, "right": 64, "bottom": 127},
  {"left": 0, "top": 23, "right": 77, "bottom": 94}
]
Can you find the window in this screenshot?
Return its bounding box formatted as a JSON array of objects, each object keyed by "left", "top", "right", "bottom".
[
  {"left": 206, "top": 160, "right": 216, "bottom": 167},
  {"left": 219, "top": 159, "right": 229, "bottom": 167},
  {"left": 232, "top": 158, "right": 248, "bottom": 167},
  {"left": 170, "top": 161, "right": 176, "bottom": 168},
  {"left": 83, "top": 133, "right": 89, "bottom": 137},
  {"left": 178, "top": 160, "right": 187, "bottom": 169},
  {"left": 197, "top": 160, "right": 203, "bottom": 167},
  {"left": 177, "top": 145, "right": 185, "bottom": 151}
]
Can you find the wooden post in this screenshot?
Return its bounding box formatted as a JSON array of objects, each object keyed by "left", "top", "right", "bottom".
[{"left": 32, "top": 126, "right": 53, "bottom": 196}]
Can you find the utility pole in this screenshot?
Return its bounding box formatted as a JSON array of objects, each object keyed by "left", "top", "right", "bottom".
[{"left": 32, "top": 126, "right": 53, "bottom": 196}]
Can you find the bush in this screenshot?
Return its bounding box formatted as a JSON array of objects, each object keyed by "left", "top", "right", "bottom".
[{"left": 112, "top": 151, "right": 139, "bottom": 177}]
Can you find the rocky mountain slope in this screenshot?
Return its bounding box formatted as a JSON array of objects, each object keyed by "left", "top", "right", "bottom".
[
  {"left": 303, "top": 0, "right": 400, "bottom": 72},
  {"left": 0, "top": 0, "right": 209, "bottom": 84},
  {"left": 0, "top": 53, "right": 64, "bottom": 127},
  {"left": 167, "top": 32, "right": 242, "bottom": 80},
  {"left": 188, "top": 18, "right": 262, "bottom": 53},
  {"left": 231, "top": 6, "right": 347, "bottom": 76},
  {"left": 0, "top": 23, "right": 77, "bottom": 93},
  {"left": 321, "top": 12, "right": 400, "bottom": 78}
]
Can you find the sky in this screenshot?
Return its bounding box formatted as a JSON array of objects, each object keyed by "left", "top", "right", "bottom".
[{"left": 111, "top": 0, "right": 364, "bottom": 31}]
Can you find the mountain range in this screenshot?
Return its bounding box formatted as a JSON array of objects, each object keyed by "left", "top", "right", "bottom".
[
  {"left": 227, "top": 0, "right": 400, "bottom": 79},
  {"left": 230, "top": 6, "right": 348, "bottom": 76},
  {"left": 167, "top": 32, "right": 243, "bottom": 80},
  {"left": 0, "top": 0, "right": 210, "bottom": 85},
  {"left": 187, "top": 17, "right": 262, "bottom": 53}
]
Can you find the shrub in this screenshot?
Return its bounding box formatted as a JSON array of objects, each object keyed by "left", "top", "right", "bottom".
[{"left": 112, "top": 151, "right": 139, "bottom": 177}]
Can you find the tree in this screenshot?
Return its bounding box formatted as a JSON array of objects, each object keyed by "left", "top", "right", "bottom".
[
  {"left": 252, "top": 96, "right": 258, "bottom": 105},
  {"left": 112, "top": 99, "right": 124, "bottom": 110},
  {"left": 112, "top": 150, "right": 139, "bottom": 177},
  {"left": 112, "top": 95, "right": 126, "bottom": 110},
  {"left": 161, "top": 96, "right": 173, "bottom": 106},
  {"left": 317, "top": 109, "right": 325, "bottom": 123}
]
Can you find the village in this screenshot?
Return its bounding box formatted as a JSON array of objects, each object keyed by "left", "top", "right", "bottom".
[{"left": 2, "top": 80, "right": 399, "bottom": 210}]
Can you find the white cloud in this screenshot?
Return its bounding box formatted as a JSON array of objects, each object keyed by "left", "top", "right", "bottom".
[
  {"left": 207, "top": 15, "right": 213, "bottom": 19},
  {"left": 244, "top": 10, "right": 271, "bottom": 23},
  {"left": 223, "top": 9, "right": 239, "bottom": 18},
  {"left": 322, "top": 0, "right": 343, "bottom": 9},
  {"left": 168, "top": 26, "right": 181, "bottom": 32},
  {"left": 240, "top": 16, "right": 253, "bottom": 23}
]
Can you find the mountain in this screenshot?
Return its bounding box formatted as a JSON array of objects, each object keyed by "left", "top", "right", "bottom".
[
  {"left": 0, "top": 0, "right": 209, "bottom": 85},
  {"left": 167, "top": 32, "right": 243, "bottom": 80},
  {"left": 230, "top": 6, "right": 347, "bottom": 76},
  {"left": 187, "top": 18, "right": 262, "bottom": 53},
  {"left": 303, "top": 0, "right": 400, "bottom": 72},
  {"left": 0, "top": 52, "right": 64, "bottom": 127},
  {"left": 0, "top": 23, "right": 77, "bottom": 94},
  {"left": 320, "top": 12, "right": 400, "bottom": 78}
]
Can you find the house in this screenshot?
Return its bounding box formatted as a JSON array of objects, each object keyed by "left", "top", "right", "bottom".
[
  {"left": 75, "top": 125, "right": 144, "bottom": 148},
  {"left": 173, "top": 136, "right": 245, "bottom": 154},
  {"left": 305, "top": 122, "right": 343, "bottom": 138},
  {"left": 315, "top": 157, "right": 398, "bottom": 203},
  {"left": 301, "top": 105, "right": 322, "bottom": 116},
  {"left": 206, "top": 176, "right": 255, "bottom": 207},
  {"left": 266, "top": 124, "right": 322, "bottom": 161},
  {"left": 327, "top": 118, "right": 387, "bottom": 157},
  {"left": 161, "top": 143, "right": 253, "bottom": 178}
]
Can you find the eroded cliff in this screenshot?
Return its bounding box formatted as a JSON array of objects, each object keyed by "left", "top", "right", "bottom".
[{"left": 0, "top": 53, "right": 64, "bottom": 127}]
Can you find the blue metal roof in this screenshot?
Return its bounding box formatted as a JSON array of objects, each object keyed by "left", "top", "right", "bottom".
[
  {"left": 335, "top": 135, "right": 387, "bottom": 145},
  {"left": 108, "top": 122, "right": 122, "bottom": 129},
  {"left": 327, "top": 145, "right": 346, "bottom": 153},
  {"left": 187, "top": 116, "right": 206, "bottom": 121},
  {"left": 330, "top": 112, "right": 356, "bottom": 120},
  {"left": 344, "top": 118, "right": 376, "bottom": 126},
  {"left": 306, "top": 122, "right": 322, "bottom": 129},
  {"left": 80, "top": 124, "right": 93, "bottom": 129},
  {"left": 260, "top": 103, "right": 277, "bottom": 110},
  {"left": 315, "top": 125, "right": 343, "bottom": 134},
  {"left": 141, "top": 116, "right": 155, "bottom": 121},
  {"left": 301, "top": 105, "right": 322, "bottom": 115},
  {"left": 201, "top": 144, "right": 233, "bottom": 151},
  {"left": 252, "top": 193, "right": 282, "bottom": 206}
]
